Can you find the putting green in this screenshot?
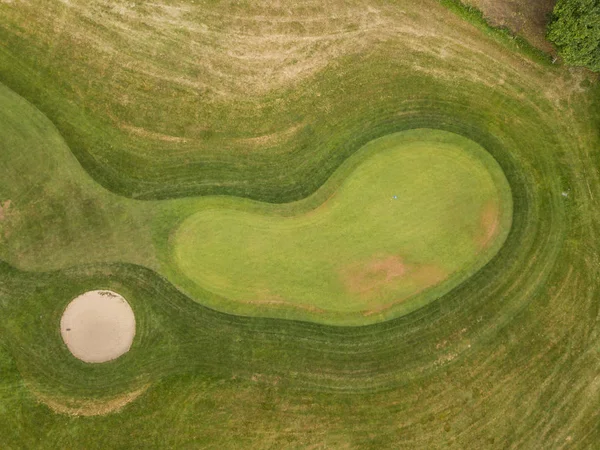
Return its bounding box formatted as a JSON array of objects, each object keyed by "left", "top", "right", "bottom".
[{"left": 173, "top": 130, "right": 512, "bottom": 320}]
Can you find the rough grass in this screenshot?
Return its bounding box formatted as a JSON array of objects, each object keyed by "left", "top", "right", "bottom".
[
  {"left": 461, "top": 0, "right": 557, "bottom": 53},
  {"left": 1, "top": 0, "right": 600, "bottom": 448}
]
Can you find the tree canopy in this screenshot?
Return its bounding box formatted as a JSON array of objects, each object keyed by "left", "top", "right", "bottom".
[{"left": 548, "top": 0, "right": 600, "bottom": 71}]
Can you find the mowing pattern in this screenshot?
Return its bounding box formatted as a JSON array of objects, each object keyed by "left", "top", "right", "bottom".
[
  {"left": 1, "top": 0, "right": 600, "bottom": 448},
  {"left": 173, "top": 130, "right": 512, "bottom": 322}
]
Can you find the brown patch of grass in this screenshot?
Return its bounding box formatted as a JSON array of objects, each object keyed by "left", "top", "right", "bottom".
[
  {"left": 0, "top": 200, "right": 12, "bottom": 221},
  {"left": 0, "top": 200, "right": 17, "bottom": 241},
  {"left": 30, "top": 383, "right": 149, "bottom": 417},
  {"left": 341, "top": 255, "right": 407, "bottom": 295},
  {"left": 240, "top": 257, "right": 447, "bottom": 317},
  {"left": 361, "top": 264, "right": 448, "bottom": 316},
  {"left": 341, "top": 254, "right": 448, "bottom": 309},
  {"left": 477, "top": 201, "right": 500, "bottom": 249},
  {"left": 234, "top": 122, "right": 305, "bottom": 150},
  {"left": 120, "top": 123, "right": 189, "bottom": 143}
]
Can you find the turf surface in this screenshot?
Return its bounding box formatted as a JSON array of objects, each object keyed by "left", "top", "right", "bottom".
[
  {"left": 173, "top": 130, "right": 512, "bottom": 322},
  {"left": 1, "top": 0, "right": 600, "bottom": 448},
  {"left": 0, "top": 83, "right": 511, "bottom": 324}
]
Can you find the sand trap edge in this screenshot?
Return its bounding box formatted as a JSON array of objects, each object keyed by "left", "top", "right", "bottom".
[{"left": 60, "top": 290, "right": 136, "bottom": 363}]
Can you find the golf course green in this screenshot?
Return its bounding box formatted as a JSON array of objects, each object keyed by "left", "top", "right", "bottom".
[{"left": 174, "top": 130, "right": 512, "bottom": 319}]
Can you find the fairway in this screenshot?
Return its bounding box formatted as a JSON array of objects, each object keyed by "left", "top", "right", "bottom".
[
  {"left": 1, "top": 0, "right": 600, "bottom": 448},
  {"left": 174, "top": 130, "right": 512, "bottom": 319}
]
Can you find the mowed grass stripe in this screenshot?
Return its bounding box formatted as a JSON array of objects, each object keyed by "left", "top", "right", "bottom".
[
  {"left": 0, "top": 0, "right": 599, "bottom": 447},
  {"left": 0, "top": 84, "right": 510, "bottom": 325}
]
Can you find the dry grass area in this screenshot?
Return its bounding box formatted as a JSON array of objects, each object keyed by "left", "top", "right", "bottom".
[
  {"left": 0, "top": 0, "right": 563, "bottom": 151},
  {"left": 11, "top": 0, "right": 398, "bottom": 98},
  {"left": 463, "top": 0, "right": 557, "bottom": 53},
  {"left": 30, "top": 384, "right": 149, "bottom": 417}
]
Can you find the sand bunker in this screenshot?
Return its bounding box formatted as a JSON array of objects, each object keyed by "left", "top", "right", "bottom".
[{"left": 60, "top": 290, "right": 136, "bottom": 363}]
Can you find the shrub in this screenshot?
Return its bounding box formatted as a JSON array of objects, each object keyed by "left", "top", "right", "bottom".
[{"left": 548, "top": 0, "right": 600, "bottom": 71}]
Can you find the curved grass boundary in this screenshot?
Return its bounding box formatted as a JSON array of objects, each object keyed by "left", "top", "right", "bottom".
[
  {"left": 1, "top": 69, "right": 596, "bottom": 445},
  {"left": 1, "top": 0, "right": 600, "bottom": 447},
  {"left": 0, "top": 0, "right": 562, "bottom": 202},
  {"left": 0, "top": 83, "right": 514, "bottom": 325},
  {"left": 170, "top": 130, "right": 512, "bottom": 324}
]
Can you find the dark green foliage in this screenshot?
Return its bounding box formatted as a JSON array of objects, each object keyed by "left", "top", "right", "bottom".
[
  {"left": 440, "top": 0, "right": 552, "bottom": 64},
  {"left": 548, "top": 0, "right": 600, "bottom": 70}
]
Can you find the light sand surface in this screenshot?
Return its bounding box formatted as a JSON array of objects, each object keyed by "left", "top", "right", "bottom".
[{"left": 60, "top": 290, "right": 135, "bottom": 363}]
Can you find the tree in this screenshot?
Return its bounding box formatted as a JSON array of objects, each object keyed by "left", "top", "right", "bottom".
[{"left": 548, "top": 0, "right": 600, "bottom": 71}]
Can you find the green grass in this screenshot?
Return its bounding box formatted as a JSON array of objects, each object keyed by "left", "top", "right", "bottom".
[
  {"left": 173, "top": 130, "right": 512, "bottom": 323},
  {"left": 1, "top": 0, "right": 600, "bottom": 448},
  {"left": 0, "top": 84, "right": 510, "bottom": 325}
]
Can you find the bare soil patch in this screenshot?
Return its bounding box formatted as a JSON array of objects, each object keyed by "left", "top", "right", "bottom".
[
  {"left": 60, "top": 290, "right": 136, "bottom": 363},
  {"left": 463, "top": 0, "right": 557, "bottom": 53}
]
